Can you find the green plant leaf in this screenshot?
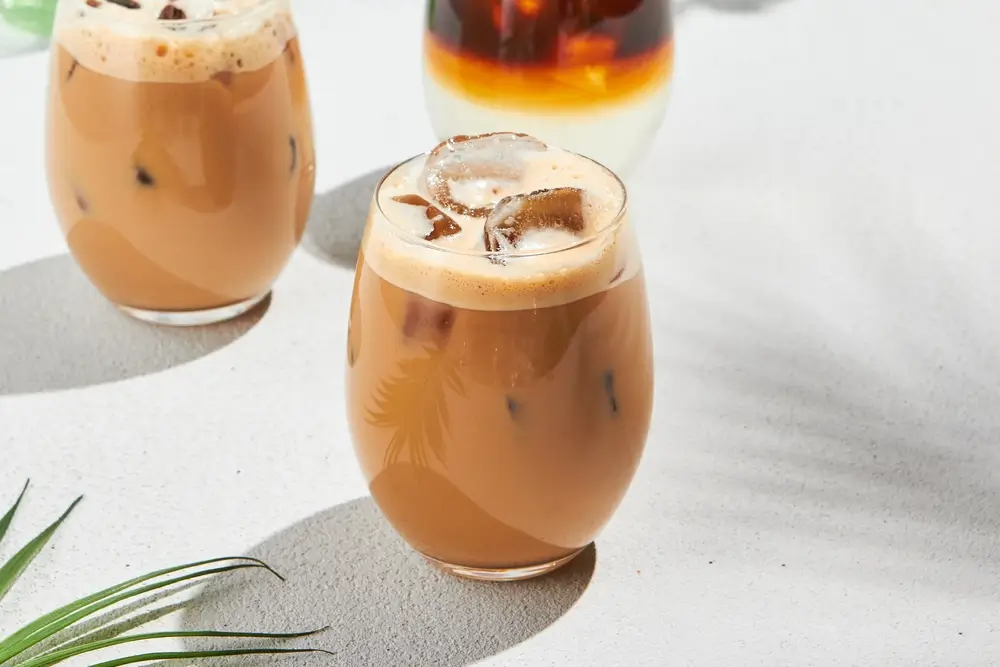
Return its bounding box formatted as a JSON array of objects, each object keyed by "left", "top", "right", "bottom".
[
  {"left": 0, "top": 558, "right": 280, "bottom": 663},
  {"left": 0, "top": 0, "right": 58, "bottom": 38},
  {"left": 18, "top": 627, "right": 331, "bottom": 667},
  {"left": 1, "top": 557, "right": 280, "bottom": 653},
  {"left": 0, "top": 495, "right": 81, "bottom": 605},
  {"left": 0, "top": 483, "right": 324, "bottom": 667},
  {"left": 0, "top": 480, "right": 29, "bottom": 551},
  {"left": 85, "top": 647, "right": 336, "bottom": 667}
]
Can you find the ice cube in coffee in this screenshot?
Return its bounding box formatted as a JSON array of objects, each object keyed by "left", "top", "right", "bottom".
[
  {"left": 45, "top": 0, "right": 315, "bottom": 325},
  {"left": 422, "top": 0, "right": 674, "bottom": 174},
  {"left": 347, "top": 132, "right": 654, "bottom": 580}
]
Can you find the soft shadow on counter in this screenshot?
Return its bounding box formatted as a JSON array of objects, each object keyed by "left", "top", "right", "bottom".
[
  {"left": 181, "top": 498, "right": 596, "bottom": 667},
  {"left": 0, "top": 255, "right": 268, "bottom": 395},
  {"left": 302, "top": 167, "right": 392, "bottom": 271}
]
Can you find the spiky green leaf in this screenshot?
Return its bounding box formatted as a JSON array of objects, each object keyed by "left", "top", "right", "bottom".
[
  {"left": 0, "top": 558, "right": 280, "bottom": 662},
  {"left": 0, "top": 480, "right": 29, "bottom": 551},
  {"left": 0, "top": 0, "right": 58, "bottom": 38},
  {"left": 17, "top": 627, "right": 330, "bottom": 667},
  {"left": 0, "top": 495, "right": 81, "bottom": 604},
  {"left": 85, "top": 647, "right": 336, "bottom": 667}
]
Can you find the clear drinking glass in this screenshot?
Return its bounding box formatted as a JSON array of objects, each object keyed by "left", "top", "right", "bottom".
[
  {"left": 422, "top": 0, "right": 674, "bottom": 175},
  {"left": 45, "top": 0, "right": 315, "bottom": 326},
  {"left": 346, "top": 135, "right": 655, "bottom": 581}
]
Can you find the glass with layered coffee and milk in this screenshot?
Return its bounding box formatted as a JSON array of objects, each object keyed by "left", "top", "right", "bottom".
[
  {"left": 423, "top": 0, "right": 674, "bottom": 175},
  {"left": 45, "top": 0, "right": 315, "bottom": 326},
  {"left": 347, "top": 133, "right": 654, "bottom": 581}
]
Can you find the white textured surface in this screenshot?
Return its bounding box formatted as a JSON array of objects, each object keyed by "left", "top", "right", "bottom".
[{"left": 2, "top": 0, "right": 1000, "bottom": 665}]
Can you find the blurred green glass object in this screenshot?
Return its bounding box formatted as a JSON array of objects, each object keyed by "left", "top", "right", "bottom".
[{"left": 0, "top": 0, "right": 58, "bottom": 38}]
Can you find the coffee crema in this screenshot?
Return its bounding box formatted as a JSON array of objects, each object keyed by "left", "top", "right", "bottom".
[
  {"left": 46, "top": 0, "right": 315, "bottom": 315},
  {"left": 366, "top": 133, "right": 639, "bottom": 312},
  {"left": 347, "top": 133, "right": 654, "bottom": 576}
]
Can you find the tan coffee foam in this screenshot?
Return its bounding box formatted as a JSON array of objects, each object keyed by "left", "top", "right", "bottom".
[
  {"left": 365, "top": 146, "right": 641, "bottom": 312},
  {"left": 55, "top": 0, "right": 293, "bottom": 83}
]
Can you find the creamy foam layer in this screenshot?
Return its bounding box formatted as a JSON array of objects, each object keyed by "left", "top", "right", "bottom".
[
  {"left": 366, "top": 141, "right": 641, "bottom": 311},
  {"left": 55, "top": 0, "right": 293, "bottom": 82}
]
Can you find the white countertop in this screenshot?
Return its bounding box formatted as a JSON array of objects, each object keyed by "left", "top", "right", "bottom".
[{"left": 3, "top": 0, "right": 1000, "bottom": 665}]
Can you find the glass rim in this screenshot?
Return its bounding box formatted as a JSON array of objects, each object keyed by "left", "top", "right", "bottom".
[
  {"left": 57, "top": 0, "right": 284, "bottom": 28},
  {"left": 372, "top": 147, "right": 629, "bottom": 260},
  {"left": 165, "top": 0, "right": 283, "bottom": 27}
]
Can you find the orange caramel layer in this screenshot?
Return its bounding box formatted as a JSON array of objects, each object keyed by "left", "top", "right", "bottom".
[{"left": 424, "top": 35, "right": 673, "bottom": 112}]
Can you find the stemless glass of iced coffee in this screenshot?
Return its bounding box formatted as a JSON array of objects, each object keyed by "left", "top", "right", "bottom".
[
  {"left": 422, "top": 0, "right": 673, "bottom": 175},
  {"left": 347, "top": 132, "right": 654, "bottom": 581},
  {"left": 45, "top": 0, "right": 315, "bottom": 326}
]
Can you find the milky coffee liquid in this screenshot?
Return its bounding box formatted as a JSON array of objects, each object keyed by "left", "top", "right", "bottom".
[
  {"left": 347, "top": 135, "right": 654, "bottom": 570},
  {"left": 46, "top": 0, "right": 314, "bottom": 312}
]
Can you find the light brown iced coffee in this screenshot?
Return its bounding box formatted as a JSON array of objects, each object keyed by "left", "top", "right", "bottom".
[
  {"left": 46, "top": 0, "right": 315, "bottom": 325},
  {"left": 347, "top": 133, "right": 654, "bottom": 581}
]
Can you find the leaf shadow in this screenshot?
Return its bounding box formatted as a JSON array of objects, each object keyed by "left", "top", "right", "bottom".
[
  {"left": 653, "top": 232, "right": 1000, "bottom": 597},
  {"left": 366, "top": 345, "right": 464, "bottom": 469}
]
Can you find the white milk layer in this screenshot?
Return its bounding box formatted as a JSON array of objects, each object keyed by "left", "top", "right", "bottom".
[
  {"left": 423, "top": 67, "right": 671, "bottom": 176},
  {"left": 55, "top": 0, "right": 294, "bottom": 82},
  {"left": 365, "top": 139, "right": 643, "bottom": 312}
]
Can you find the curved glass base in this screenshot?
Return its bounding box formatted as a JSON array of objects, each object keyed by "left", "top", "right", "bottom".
[
  {"left": 118, "top": 292, "right": 269, "bottom": 327},
  {"left": 422, "top": 547, "right": 587, "bottom": 582}
]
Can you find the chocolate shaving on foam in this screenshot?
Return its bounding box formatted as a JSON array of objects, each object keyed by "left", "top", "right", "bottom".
[
  {"left": 483, "top": 187, "right": 586, "bottom": 252},
  {"left": 392, "top": 194, "right": 462, "bottom": 241},
  {"left": 423, "top": 132, "right": 548, "bottom": 219},
  {"left": 158, "top": 4, "right": 186, "bottom": 19},
  {"left": 393, "top": 194, "right": 431, "bottom": 206},
  {"left": 106, "top": 0, "right": 140, "bottom": 9}
]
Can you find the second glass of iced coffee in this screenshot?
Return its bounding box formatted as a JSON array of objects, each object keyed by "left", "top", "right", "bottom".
[
  {"left": 423, "top": 0, "right": 674, "bottom": 175},
  {"left": 347, "top": 133, "right": 654, "bottom": 581},
  {"left": 45, "top": 0, "right": 315, "bottom": 326}
]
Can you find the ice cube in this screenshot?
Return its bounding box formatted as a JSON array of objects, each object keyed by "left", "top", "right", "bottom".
[
  {"left": 513, "top": 227, "right": 583, "bottom": 252},
  {"left": 483, "top": 187, "right": 586, "bottom": 253},
  {"left": 392, "top": 194, "right": 463, "bottom": 241},
  {"left": 422, "top": 132, "right": 548, "bottom": 219}
]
